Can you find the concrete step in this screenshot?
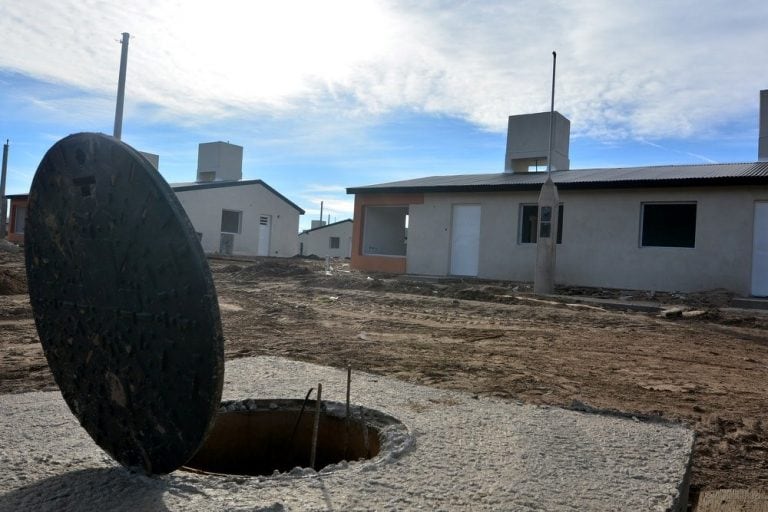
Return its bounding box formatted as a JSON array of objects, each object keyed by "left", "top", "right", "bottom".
[{"left": 731, "top": 297, "right": 768, "bottom": 311}]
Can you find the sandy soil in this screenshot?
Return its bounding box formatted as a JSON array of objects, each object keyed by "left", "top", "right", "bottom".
[{"left": 2, "top": 250, "right": 767, "bottom": 505}]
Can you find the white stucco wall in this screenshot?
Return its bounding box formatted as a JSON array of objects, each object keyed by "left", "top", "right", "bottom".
[
  {"left": 174, "top": 183, "right": 300, "bottom": 257},
  {"left": 298, "top": 221, "right": 353, "bottom": 258},
  {"left": 405, "top": 186, "right": 768, "bottom": 295}
]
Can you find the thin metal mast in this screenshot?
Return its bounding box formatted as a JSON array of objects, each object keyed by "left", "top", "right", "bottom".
[
  {"left": 113, "top": 33, "right": 130, "bottom": 140},
  {"left": 546, "top": 51, "right": 556, "bottom": 174},
  {"left": 0, "top": 140, "right": 8, "bottom": 237}
]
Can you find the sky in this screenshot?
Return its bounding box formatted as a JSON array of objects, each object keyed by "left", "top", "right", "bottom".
[{"left": 1, "top": 0, "right": 767, "bottom": 230}]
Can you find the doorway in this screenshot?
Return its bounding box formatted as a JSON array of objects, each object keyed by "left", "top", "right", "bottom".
[
  {"left": 219, "top": 233, "right": 234, "bottom": 255},
  {"left": 258, "top": 215, "right": 271, "bottom": 256},
  {"left": 450, "top": 204, "right": 481, "bottom": 276}
]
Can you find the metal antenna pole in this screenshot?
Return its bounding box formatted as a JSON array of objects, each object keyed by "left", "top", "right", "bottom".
[
  {"left": 0, "top": 140, "right": 8, "bottom": 238},
  {"left": 113, "top": 33, "right": 130, "bottom": 140},
  {"left": 534, "top": 51, "right": 560, "bottom": 295},
  {"left": 546, "top": 51, "right": 557, "bottom": 175}
]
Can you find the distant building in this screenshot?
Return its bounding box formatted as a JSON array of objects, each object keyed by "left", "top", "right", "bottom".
[
  {"left": 172, "top": 142, "right": 304, "bottom": 257},
  {"left": 298, "top": 219, "right": 353, "bottom": 258},
  {"left": 4, "top": 141, "right": 305, "bottom": 258},
  {"left": 347, "top": 91, "right": 768, "bottom": 297}
]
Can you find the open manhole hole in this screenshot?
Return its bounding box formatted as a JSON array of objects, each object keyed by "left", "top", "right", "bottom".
[
  {"left": 24, "top": 133, "right": 412, "bottom": 477},
  {"left": 184, "top": 399, "right": 409, "bottom": 476}
]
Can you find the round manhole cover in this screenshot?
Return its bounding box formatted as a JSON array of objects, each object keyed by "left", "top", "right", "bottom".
[{"left": 25, "top": 133, "right": 225, "bottom": 474}]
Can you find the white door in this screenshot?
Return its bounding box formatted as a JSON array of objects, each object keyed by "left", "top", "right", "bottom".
[
  {"left": 752, "top": 202, "right": 768, "bottom": 296},
  {"left": 450, "top": 204, "right": 481, "bottom": 276},
  {"left": 258, "top": 215, "right": 271, "bottom": 256}
]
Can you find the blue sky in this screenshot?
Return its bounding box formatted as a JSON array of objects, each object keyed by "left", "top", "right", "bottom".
[{"left": 1, "top": 1, "right": 767, "bottom": 230}]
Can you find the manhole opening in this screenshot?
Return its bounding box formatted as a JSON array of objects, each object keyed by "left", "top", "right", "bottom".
[{"left": 184, "top": 399, "right": 391, "bottom": 476}]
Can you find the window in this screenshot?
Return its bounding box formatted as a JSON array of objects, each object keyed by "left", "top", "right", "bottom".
[
  {"left": 519, "top": 204, "right": 563, "bottom": 244},
  {"left": 12, "top": 206, "right": 26, "bottom": 234},
  {"left": 329, "top": 236, "right": 340, "bottom": 249},
  {"left": 362, "top": 205, "right": 408, "bottom": 256},
  {"left": 641, "top": 203, "right": 696, "bottom": 247},
  {"left": 221, "top": 210, "right": 242, "bottom": 234}
]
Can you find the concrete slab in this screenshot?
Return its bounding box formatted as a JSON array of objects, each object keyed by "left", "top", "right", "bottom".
[
  {"left": 0, "top": 357, "right": 694, "bottom": 511},
  {"left": 730, "top": 297, "right": 768, "bottom": 311}
]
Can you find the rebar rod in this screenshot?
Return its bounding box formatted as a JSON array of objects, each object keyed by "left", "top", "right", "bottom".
[
  {"left": 287, "top": 387, "right": 314, "bottom": 449},
  {"left": 310, "top": 383, "right": 322, "bottom": 469},
  {"left": 344, "top": 366, "right": 351, "bottom": 458}
]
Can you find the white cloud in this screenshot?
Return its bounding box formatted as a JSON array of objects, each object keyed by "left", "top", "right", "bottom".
[
  {"left": 296, "top": 193, "right": 354, "bottom": 216},
  {"left": 2, "top": 0, "right": 767, "bottom": 142},
  {"left": 301, "top": 184, "right": 349, "bottom": 194}
]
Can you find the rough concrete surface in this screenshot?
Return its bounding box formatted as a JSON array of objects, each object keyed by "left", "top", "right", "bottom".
[
  {"left": 0, "top": 357, "right": 694, "bottom": 511},
  {"left": 695, "top": 489, "right": 768, "bottom": 512}
]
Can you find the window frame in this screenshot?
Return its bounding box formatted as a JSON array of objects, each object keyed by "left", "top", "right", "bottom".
[
  {"left": 329, "top": 236, "right": 340, "bottom": 249},
  {"left": 361, "top": 205, "right": 409, "bottom": 257},
  {"left": 518, "top": 203, "right": 563, "bottom": 244},
  {"left": 220, "top": 209, "right": 243, "bottom": 234},
  {"left": 639, "top": 202, "right": 697, "bottom": 248}
]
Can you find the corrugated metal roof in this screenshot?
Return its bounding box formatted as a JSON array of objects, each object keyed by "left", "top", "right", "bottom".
[
  {"left": 170, "top": 179, "right": 262, "bottom": 190},
  {"left": 347, "top": 162, "right": 768, "bottom": 194},
  {"left": 299, "top": 218, "right": 353, "bottom": 235},
  {"left": 171, "top": 179, "right": 305, "bottom": 214}
]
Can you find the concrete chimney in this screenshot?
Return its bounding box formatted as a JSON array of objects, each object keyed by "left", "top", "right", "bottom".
[
  {"left": 139, "top": 151, "right": 159, "bottom": 170},
  {"left": 760, "top": 90, "right": 768, "bottom": 161},
  {"left": 505, "top": 112, "right": 570, "bottom": 173},
  {"left": 196, "top": 142, "right": 243, "bottom": 182}
]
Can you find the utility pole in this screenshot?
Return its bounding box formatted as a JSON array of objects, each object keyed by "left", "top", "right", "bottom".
[
  {"left": 0, "top": 140, "right": 8, "bottom": 238},
  {"left": 113, "top": 32, "right": 130, "bottom": 140},
  {"left": 534, "top": 51, "right": 560, "bottom": 295}
]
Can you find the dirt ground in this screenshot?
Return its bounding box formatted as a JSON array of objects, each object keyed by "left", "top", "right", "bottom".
[{"left": 2, "top": 249, "right": 768, "bottom": 507}]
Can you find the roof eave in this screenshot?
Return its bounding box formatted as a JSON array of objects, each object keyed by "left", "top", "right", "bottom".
[
  {"left": 347, "top": 176, "right": 768, "bottom": 195},
  {"left": 172, "top": 179, "right": 305, "bottom": 214}
]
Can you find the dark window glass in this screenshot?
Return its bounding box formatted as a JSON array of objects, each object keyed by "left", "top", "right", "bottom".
[
  {"left": 520, "top": 204, "right": 563, "bottom": 244},
  {"left": 329, "top": 236, "right": 340, "bottom": 249},
  {"left": 641, "top": 203, "right": 696, "bottom": 247},
  {"left": 520, "top": 205, "right": 537, "bottom": 243},
  {"left": 221, "top": 210, "right": 242, "bottom": 234}
]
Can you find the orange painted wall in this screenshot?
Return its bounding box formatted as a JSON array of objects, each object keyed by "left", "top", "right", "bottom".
[
  {"left": 7, "top": 197, "right": 28, "bottom": 244},
  {"left": 350, "top": 193, "right": 424, "bottom": 274}
]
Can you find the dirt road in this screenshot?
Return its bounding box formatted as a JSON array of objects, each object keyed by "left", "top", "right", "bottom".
[{"left": 2, "top": 250, "right": 767, "bottom": 504}]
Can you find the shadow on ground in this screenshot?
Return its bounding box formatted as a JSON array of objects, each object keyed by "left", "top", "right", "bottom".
[{"left": 0, "top": 467, "right": 171, "bottom": 512}]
